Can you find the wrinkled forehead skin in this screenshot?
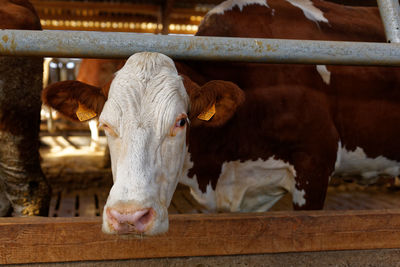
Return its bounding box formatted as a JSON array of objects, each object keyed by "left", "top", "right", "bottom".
[{"left": 100, "top": 52, "right": 190, "bottom": 235}]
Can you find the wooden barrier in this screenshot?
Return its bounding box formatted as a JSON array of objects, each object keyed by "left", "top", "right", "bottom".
[{"left": 2, "top": 209, "right": 400, "bottom": 264}]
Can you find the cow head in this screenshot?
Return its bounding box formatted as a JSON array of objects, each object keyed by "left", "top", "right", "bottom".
[{"left": 42, "top": 52, "right": 244, "bottom": 235}]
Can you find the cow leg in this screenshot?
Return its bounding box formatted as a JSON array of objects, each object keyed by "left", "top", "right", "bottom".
[
  {"left": 291, "top": 149, "right": 337, "bottom": 210},
  {"left": 0, "top": 132, "right": 50, "bottom": 216},
  {"left": 0, "top": 57, "right": 51, "bottom": 216}
]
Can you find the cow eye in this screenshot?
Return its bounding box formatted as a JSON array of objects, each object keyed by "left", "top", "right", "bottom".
[
  {"left": 171, "top": 115, "right": 188, "bottom": 136},
  {"left": 176, "top": 118, "right": 186, "bottom": 128}
]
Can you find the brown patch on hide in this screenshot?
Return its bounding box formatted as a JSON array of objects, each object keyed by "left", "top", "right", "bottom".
[
  {"left": 197, "top": 0, "right": 384, "bottom": 42},
  {"left": 77, "top": 59, "right": 126, "bottom": 98},
  {"left": 182, "top": 74, "right": 245, "bottom": 127},
  {"left": 180, "top": 0, "right": 393, "bottom": 210},
  {"left": 0, "top": 0, "right": 42, "bottom": 30},
  {"left": 42, "top": 80, "right": 106, "bottom": 122}
]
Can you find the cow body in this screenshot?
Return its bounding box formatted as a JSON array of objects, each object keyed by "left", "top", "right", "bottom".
[
  {"left": 177, "top": 0, "right": 400, "bottom": 212},
  {"left": 43, "top": 0, "right": 400, "bottom": 235},
  {"left": 0, "top": 0, "right": 50, "bottom": 216}
]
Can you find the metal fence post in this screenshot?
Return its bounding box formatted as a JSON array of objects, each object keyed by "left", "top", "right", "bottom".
[{"left": 377, "top": 0, "right": 400, "bottom": 43}]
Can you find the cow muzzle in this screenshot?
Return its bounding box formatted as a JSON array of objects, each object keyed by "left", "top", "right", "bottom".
[{"left": 104, "top": 206, "right": 155, "bottom": 234}]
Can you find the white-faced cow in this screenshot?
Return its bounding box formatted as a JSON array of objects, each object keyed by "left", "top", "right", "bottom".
[
  {"left": 0, "top": 0, "right": 50, "bottom": 216},
  {"left": 43, "top": 0, "right": 400, "bottom": 235},
  {"left": 77, "top": 59, "right": 126, "bottom": 151}
]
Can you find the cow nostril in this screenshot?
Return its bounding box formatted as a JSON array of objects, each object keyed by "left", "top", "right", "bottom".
[
  {"left": 107, "top": 207, "right": 154, "bottom": 233},
  {"left": 138, "top": 209, "right": 153, "bottom": 225},
  {"left": 132, "top": 208, "right": 154, "bottom": 232}
]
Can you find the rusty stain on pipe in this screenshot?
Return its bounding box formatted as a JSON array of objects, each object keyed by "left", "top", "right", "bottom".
[{"left": 0, "top": 29, "right": 399, "bottom": 66}]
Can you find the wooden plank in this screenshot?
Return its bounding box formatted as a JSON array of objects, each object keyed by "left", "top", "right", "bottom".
[
  {"left": 366, "top": 195, "right": 397, "bottom": 210},
  {"left": 78, "top": 191, "right": 96, "bottom": 217},
  {"left": 374, "top": 192, "right": 400, "bottom": 207},
  {"left": 57, "top": 192, "right": 77, "bottom": 217},
  {"left": 339, "top": 192, "right": 376, "bottom": 210},
  {"left": 373, "top": 194, "right": 400, "bottom": 209},
  {"left": 2, "top": 210, "right": 400, "bottom": 264},
  {"left": 48, "top": 191, "right": 60, "bottom": 217}
]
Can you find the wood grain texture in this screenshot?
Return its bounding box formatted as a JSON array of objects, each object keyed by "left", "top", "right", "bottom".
[{"left": 2, "top": 210, "right": 400, "bottom": 264}]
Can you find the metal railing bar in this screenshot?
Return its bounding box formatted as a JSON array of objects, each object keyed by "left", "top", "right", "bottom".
[{"left": 1, "top": 29, "right": 400, "bottom": 66}]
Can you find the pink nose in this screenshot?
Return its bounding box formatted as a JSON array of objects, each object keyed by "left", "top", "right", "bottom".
[{"left": 107, "top": 207, "right": 154, "bottom": 234}]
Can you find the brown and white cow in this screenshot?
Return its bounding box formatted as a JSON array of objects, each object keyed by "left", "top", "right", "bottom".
[
  {"left": 43, "top": 0, "right": 400, "bottom": 235},
  {"left": 0, "top": 0, "right": 50, "bottom": 216}
]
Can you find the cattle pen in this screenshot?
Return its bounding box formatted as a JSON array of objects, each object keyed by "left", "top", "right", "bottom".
[{"left": 3, "top": 0, "right": 400, "bottom": 265}]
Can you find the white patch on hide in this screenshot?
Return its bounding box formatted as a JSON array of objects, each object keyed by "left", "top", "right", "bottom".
[
  {"left": 181, "top": 157, "right": 298, "bottom": 213},
  {"left": 334, "top": 145, "right": 400, "bottom": 181},
  {"left": 207, "top": 0, "right": 268, "bottom": 16},
  {"left": 316, "top": 65, "right": 331, "bottom": 85},
  {"left": 188, "top": 179, "right": 217, "bottom": 212},
  {"left": 292, "top": 188, "right": 306, "bottom": 207},
  {"left": 286, "top": 0, "right": 328, "bottom": 24}
]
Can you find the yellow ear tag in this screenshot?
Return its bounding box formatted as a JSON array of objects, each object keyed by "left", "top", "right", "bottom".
[
  {"left": 76, "top": 103, "right": 97, "bottom": 122},
  {"left": 197, "top": 104, "right": 216, "bottom": 121}
]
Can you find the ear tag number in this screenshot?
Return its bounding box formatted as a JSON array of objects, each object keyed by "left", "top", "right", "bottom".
[
  {"left": 76, "top": 103, "right": 97, "bottom": 122},
  {"left": 197, "top": 104, "right": 216, "bottom": 121}
]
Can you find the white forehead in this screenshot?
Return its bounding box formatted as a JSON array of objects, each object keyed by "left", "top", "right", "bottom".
[
  {"left": 101, "top": 52, "right": 189, "bottom": 134},
  {"left": 108, "top": 52, "right": 187, "bottom": 109}
]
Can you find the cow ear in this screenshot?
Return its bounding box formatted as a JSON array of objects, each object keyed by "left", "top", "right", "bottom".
[
  {"left": 42, "top": 80, "right": 107, "bottom": 122},
  {"left": 182, "top": 75, "right": 245, "bottom": 127}
]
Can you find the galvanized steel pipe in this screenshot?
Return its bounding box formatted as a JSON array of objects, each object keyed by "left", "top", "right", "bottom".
[
  {"left": 1, "top": 29, "right": 400, "bottom": 66},
  {"left": 377, "top": 0, "right": 400, "bottom": 43}
]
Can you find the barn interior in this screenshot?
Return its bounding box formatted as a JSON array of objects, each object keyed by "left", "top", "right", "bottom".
[
  {"left": 35, "top": 0, "right": 400, "bottom": 218},
  {"left": 2, "top": 0, "right": 398, "bottom": 265}
]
